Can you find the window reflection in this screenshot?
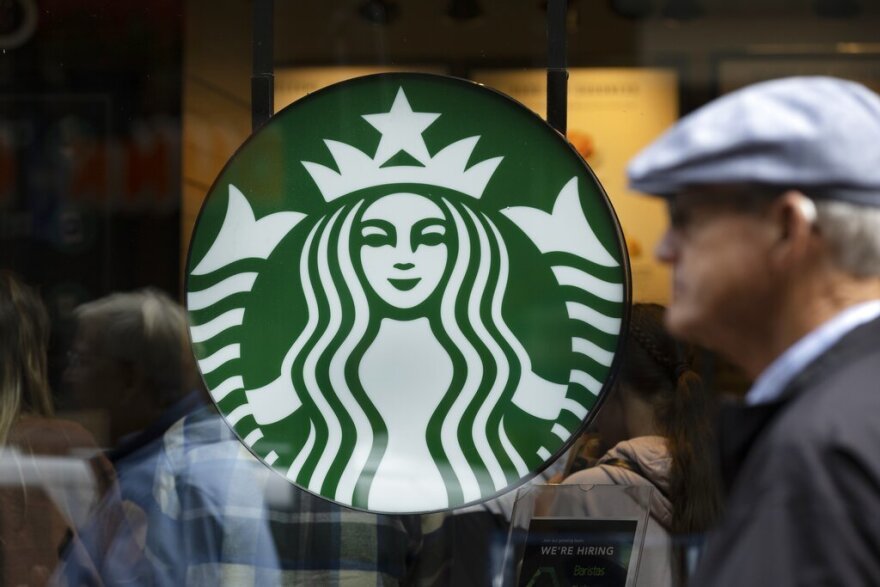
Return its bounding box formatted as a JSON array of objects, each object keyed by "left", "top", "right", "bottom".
[{"left": 7, "top": 2, "right": 873, "bottom": 585}]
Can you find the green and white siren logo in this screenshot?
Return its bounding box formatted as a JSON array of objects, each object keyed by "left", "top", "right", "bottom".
[{"left": 186, "top": 74, "right": 628, "bottom": 513}]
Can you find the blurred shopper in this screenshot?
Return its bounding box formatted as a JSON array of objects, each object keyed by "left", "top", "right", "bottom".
[
  {"left": 562, "top": 303, "right": 720, "bottom": 586},
  {"left": 58, "top": 289, "right": 209, "bottom": 584},
  {"left": 64, "top": 288, "right": 204, "bottom": 448},
  {"left": 628, "top": 76, "right": 880, "bottom": 586},
  {"left": 65, "top": 289, "right": 207, "bottom": 501},
  {"left": 0, "top": 271, "right": 106, "bottom": 586}
]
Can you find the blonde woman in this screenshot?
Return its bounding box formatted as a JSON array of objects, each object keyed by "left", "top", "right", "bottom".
[{"left": 0, "top": 272, "right": 105, "bottom": 584}]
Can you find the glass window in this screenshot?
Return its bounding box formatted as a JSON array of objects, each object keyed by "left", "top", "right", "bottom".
[{"left": 2, "top": 1, "right": 876, "bottom": 584}]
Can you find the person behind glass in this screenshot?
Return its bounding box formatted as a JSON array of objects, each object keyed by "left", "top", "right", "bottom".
[
  {"left": 562, "top": 303, "right": 720, "bottom": 587},
  {"left": 0, "top": 271, "right": 108, "bottom": 586},
  {"left": 56, "top": 289, "right": 273, "bottom": 585},
  {"left": 627, "top": 77, "right": 880, "bottom": 586},
  {"left": 64, "top": 288, "right": 205, "bottom": 448}
]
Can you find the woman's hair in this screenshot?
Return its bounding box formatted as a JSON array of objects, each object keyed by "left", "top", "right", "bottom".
[
  {"left": 282, "top": 193, "right": 529, "bottom": 507},
  {"left": 621, "top": 303, "right": 721, "bottom": 535},
  {"left": 0, "top": 272, "right": 54, "bottom": 445}
]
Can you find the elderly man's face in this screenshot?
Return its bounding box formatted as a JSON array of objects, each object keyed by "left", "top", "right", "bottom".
[
  {"left": 654, "top": 188, "right": 781, "bottom": 352},
  {"left": 63, "top": 321, "right": 126, "bottom": 410}
]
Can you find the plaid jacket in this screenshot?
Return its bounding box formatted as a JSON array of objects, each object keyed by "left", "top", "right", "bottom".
[{"left": 151, "top": 407, "right": 423, "bottom": 585}]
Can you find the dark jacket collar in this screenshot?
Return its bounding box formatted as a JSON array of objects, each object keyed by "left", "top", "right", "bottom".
[
  {"left": 106, "top": 390, "right": 207, "bottom": 465},
  {"left": 716, "top": 315, "right": 880, "bottom": 494}
]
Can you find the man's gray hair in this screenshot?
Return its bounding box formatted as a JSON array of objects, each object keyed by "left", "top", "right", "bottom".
[
  {"left": 75, "top": 288, "right": 197, "bottom": 405},
  {"left": 815, "top": 199, "right": 880, "bottom": 277}
]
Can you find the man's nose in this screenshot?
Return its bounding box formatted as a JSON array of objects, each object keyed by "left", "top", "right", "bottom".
[
  {"left": 654, "top": 229, "right": 677, "bottom": 263},
  {"left": 394, "top": 262, "right": 415, "bottom": 270}
]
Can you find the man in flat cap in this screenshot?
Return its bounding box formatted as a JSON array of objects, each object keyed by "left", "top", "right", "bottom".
[{"left": 628, "top": 76, "right": 880, "bottom": 586}]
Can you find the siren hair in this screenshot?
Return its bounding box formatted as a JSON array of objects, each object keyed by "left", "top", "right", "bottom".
[{"left": 279, "top": 192, "right": 534, "bottom": 508}]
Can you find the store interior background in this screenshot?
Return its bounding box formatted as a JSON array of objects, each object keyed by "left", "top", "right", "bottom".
[
  {"left": 3, "top": 0, "right": 880, "bottom": 413},
  {"left": 184, "top": 0, "right": 880, "bottom": 274},
  {"left": 184, "top": 0, "right": 880, "bottom": 398},
  {"left": 0, "top": 8, "right": 876, "bottom": 583}
]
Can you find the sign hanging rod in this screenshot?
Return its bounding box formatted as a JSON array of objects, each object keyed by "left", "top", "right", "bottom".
[
  {"left": 546, "top": 0, "right": 569, "bottom": 135},
  {"left": 252, "top": 0, "right": 275, "bottom": 132}
]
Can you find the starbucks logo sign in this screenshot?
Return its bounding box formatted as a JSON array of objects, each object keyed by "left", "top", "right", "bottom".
[{"left": 186, "top": 74, "right": 629, "bottom": 513}]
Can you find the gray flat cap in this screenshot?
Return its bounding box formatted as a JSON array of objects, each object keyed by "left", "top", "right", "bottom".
[{"left": 627, "top": 76, "right": 880, "bottom": 206}]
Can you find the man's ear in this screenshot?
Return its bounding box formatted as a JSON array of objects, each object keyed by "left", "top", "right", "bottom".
[
  {"left": 118, "top": 360, "right": 146, "bottom": 402},
  {"left": 769, "top": 190, "right": 817, "bottom": 266}
]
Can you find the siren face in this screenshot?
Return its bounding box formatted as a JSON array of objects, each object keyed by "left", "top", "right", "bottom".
[{"left": 359, "top": 193, "right": 449, "bottom": 310}]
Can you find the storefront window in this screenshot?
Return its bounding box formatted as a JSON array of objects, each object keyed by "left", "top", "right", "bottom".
[{"left": 2, "top": 1, "right": 878, "bottom": 584}]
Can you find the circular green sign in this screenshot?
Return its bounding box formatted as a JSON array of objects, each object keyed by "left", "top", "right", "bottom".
[{"left": 186, "top": 73, "right": 630, "bottom": 514}]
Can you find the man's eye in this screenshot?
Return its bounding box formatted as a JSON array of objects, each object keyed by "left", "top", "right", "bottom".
[{"left": 669, "top": 208, "right": 690, "bottom": 231}]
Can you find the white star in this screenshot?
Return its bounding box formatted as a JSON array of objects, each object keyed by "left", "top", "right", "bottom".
[{"left": 362, "top": 88, "right": 440, "bottom": 166}]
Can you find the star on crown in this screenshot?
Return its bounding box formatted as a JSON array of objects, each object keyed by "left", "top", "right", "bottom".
[{"left": 302, "top": 87, "right": 503, "bottom": 201}]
